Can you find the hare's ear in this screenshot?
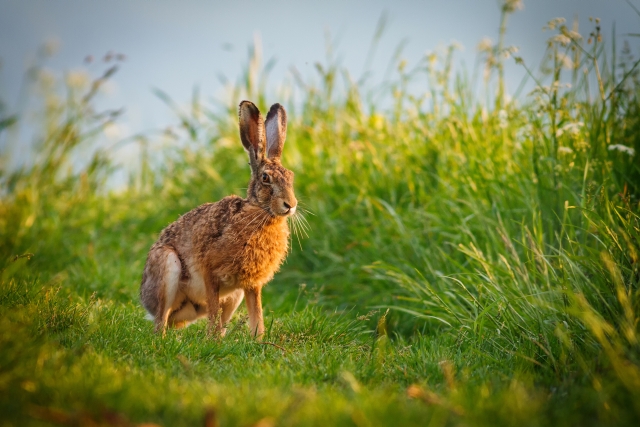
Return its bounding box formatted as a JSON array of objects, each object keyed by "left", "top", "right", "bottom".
[
  {"left": 265, "top": 103, "right": 287, "bottom": 159},
  {"left": 238, "top": 100, "right": 265, "bottom": 171}
]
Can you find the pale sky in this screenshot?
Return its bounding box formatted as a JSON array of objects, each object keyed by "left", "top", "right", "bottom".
[{"left": 1, "top": 0, "right": 639, "bottom": 171}]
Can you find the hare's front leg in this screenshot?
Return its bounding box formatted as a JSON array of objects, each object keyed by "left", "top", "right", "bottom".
[
  {"left": 204, "top": 271, "right": 223, "bottom": 336},
  {"left": 219, "top": 289, "right": 244, "bottom": 336},
  {"left": 245, "top": 287, "right": 265, "bottom": 338}
]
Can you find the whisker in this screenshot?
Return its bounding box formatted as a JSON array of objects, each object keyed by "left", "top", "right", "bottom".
[
  {"left": 295, "top": 215, "right": 310, "bottom": 238},
  {"left": 295, "top": 213, "right": 311, "bottom": 235},
  {"left": 298, "top": 206, "right": 316, "bottom": 216},
  {"left": 286, "top": 217, "right": 294, "bottom": 255},
  {"left": 291, "top": 216, "right": 303, "bottom": 250}
]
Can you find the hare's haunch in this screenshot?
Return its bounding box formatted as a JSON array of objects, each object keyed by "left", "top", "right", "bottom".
[{"left": 140, "top": 101, "right": 297, "bottom": 338}]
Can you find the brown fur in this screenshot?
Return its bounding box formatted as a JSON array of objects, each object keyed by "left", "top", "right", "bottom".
[{"left": 140, "top": 101, "right": 296, "bottom": 338}]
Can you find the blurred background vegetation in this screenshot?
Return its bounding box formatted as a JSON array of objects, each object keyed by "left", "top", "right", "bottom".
[{"left": 1, "top": 1, "right": 640, "bottom": 426}]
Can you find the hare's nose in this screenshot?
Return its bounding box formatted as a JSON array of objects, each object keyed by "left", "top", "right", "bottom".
[{"left": 283, "top": 201, "right": 297, "bottom": 215}]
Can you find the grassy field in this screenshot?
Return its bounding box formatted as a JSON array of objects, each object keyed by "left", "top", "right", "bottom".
[{"left": 2, "top": 6, "right": 640, "bottom": 426}]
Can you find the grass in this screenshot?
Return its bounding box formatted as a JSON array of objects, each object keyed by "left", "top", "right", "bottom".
[{"left": 1, "top": 4, "right": 640, "bottom": 426}]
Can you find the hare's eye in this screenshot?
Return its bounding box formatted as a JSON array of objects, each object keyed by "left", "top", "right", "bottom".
[{"left": 261, "top": 173, "right": 270, "bottom": 184}]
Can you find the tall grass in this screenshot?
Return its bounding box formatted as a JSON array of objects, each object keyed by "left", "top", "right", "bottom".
[{"left": 1, "top": 3, "right": 640, "bottom": 426}]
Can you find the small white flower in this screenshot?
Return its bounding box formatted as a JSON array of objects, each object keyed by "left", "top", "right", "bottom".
[
  {"left": 564, "top": 30, "right": 583, "bottom": 41},
  {"left": 544, "top": 18, "right": 566, "bottom": 31},
  {"left": 529, "top": 85, "right": 551, "bottom": 97},
  {"left": 550, "top": 34, "right": 571, "bottom": 46},
  {"left": 477, "top": 37, "right": 493, "bottom": 52},
  {"left": 608, "top": 144, "right": 636, "bottom": 156},
  {"left": 550, "top": 81, "right": 572, "bottom": 90},
  {"left": 99, "top": 79, "right": 118, "bottom": 96},
  {"left": 558, "top": 146, "right": 574, "bottom": 154},
  {"left": 426, "top": 52, "right": 438, "bottom": 66},
  {"left": 556, "top": 122, "right": 583, "bottom": 137},
  {"left": 39, "top": 68, "right": 56, "bottom": 88},
  {"left": 481, "top": 107, "right": 489, "bottom": 123},
  {"left": 498, "top": 109, "right": 508, "bottom": 128},
  {"left": 42, "top": 38, "right": 60, "bottom": 57},
  {"left": 556, "top": 53, "right": 574, "bottom": 69},
  {"left": 103, "top": 122, "right": 121, "bottom": 139},
  {"left": 502, "top": 45, "right": 519, "bottom": 59},
  {"left": 65, "top": 69, "right": 90, "bottom": 89},
  {"left": 504, "top": 93, "right": 513, "bottom": 106},
  {"left": 503, "top": 0, "right": 524, "bottom": 12}
]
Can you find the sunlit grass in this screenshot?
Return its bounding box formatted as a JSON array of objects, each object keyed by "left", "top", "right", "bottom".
[{"left": 1, "top": 3, "right": 639, "bottom": 426}]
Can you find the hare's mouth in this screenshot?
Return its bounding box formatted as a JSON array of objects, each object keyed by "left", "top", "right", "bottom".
[{"left": 277, "top": 205, "right": 296, "bottom": 217}]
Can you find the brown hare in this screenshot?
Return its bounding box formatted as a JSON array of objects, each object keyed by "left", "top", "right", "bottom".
[{"left": 140, "top": 100, "right": 297, "bottom": 338}]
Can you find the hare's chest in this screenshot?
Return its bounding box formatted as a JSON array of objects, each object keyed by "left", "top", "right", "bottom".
[{"left": 238, "top": 221, "right": 289, "bottom": 286}]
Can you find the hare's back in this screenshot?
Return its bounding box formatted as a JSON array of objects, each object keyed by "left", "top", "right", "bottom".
[{"left": 156, "top": 196, "right": 245, "bottom": 245}]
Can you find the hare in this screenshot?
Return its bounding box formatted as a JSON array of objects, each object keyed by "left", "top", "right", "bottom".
[{"left": 140, "top": 100, "right": 297, "bottom": 338}]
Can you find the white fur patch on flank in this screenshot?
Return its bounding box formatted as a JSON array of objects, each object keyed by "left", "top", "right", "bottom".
[{"left": 164, "top": 251, "right": 182, "bottom": 302}]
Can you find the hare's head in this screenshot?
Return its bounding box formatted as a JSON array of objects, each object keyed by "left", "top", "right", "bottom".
[{"left": 239, "top": 101, "right": 297, "bottom": 217}]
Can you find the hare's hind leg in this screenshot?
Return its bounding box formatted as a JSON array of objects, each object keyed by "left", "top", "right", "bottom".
[
  {"left": 169, "top": 299, "right": 208, "bottom": 329},
  {"left": 142, "top": 246, "right": 182, "bottom": 335}
]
